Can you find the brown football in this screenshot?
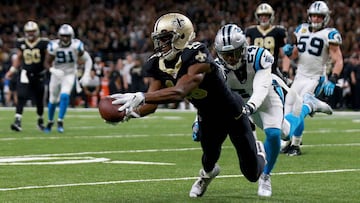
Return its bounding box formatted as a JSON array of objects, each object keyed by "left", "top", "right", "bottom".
[{"left": 98, "top": 97, "right": 126, "bottom": 122}]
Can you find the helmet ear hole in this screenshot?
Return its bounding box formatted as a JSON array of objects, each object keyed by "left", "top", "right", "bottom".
[{"left": 180, "top": 34, "right": 185, "bottom": 39}]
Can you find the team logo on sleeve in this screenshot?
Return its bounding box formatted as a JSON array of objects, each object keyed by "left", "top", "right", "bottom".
[{"left": 265, "top": 55, "right": 274, "bottom": 63}]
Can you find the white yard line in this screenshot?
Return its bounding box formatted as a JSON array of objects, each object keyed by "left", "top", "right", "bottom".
[{"left": 0, "top": 168, "right": 359, "bottom": 191}]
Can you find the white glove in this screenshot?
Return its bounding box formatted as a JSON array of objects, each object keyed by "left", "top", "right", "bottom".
[
  {"left": 110, "top": 92, "right": 145, "bottom": 112},
  {"left": 49, "top": 67, "right": 64, "bottom": 78},
  {"left": 104, "top": 102, "right": 141, "bottom": 125},
  {"left": 123, "top": 108, "right": 141, "bottom": 121},
  {"left": 79, "top": 75, "right": 90, "bottom": 86}
]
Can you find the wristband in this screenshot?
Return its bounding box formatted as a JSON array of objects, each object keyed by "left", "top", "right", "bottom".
[{"left": 328, "top": 73, "right": 339, "bottom": 83}]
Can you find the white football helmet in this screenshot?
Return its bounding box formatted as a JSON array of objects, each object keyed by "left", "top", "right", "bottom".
[
  {"left": 58, "top": 24, "right": 74, "bottom": 47},
  {"left": 24, "top": 21, "right": 40, "bottom": 41},
  {"left": 254, "top": 3, "right": 275, "bottom": 27},
  {"left": 151, "top": 13, "right": 196, "bottom": 60},
  {"left": 214, "top": 24, "right": 248, "bottom": 70},
  {"left": 307, "top": 1, "right": 331, "bottom": 30}
]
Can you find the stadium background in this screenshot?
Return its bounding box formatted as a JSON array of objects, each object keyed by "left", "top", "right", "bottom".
[{"left": 0, "top": 0, "right": 359, "bottom": 109}]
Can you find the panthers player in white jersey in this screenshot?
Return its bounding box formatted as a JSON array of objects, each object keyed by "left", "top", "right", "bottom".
[
  {"left": 44, "top": 24, "right": 92, "bottom": 133},
  {"left": 198, "top": 24, "right": 332, "bottom": 197},
  {"left": 282, "top": 1, "right": 343, "bottom": 155}
]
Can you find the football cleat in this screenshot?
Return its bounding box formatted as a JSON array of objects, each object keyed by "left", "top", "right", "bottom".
[
  {"left": 287, "top": 145, "right": 302, "bottom": 156},
  {"left": 303, "top": 93, "right": 333, "bottom": 116},
  {"left": 10, "top": 118, "right": 22, "bottom": 132},
  {"left": 37, "top": 118, "right": 45, "bottom": 131},
  {"left": 258, "top": 173, "right": 272, "bottom": 197},
  {"left": 280, "top": 140, "right": 291, "bottom": 154},
  {"left": 44, "top": 121, "right": 54, "bottom": 133},
  {"left": 57, "top": 121, "right": 64, "bottom": 133},
  {"left": 189, "top": 164, "right": 220, "bottom": 198}
]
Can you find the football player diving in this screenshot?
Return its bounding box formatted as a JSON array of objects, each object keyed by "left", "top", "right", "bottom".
[{"left": 108, "top": 13, "right": 267, "bottom": 198}]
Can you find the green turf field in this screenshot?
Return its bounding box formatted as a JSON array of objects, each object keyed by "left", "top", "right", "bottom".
[{"left": 0, "top": 107, "right": 359, "bottom": 202}]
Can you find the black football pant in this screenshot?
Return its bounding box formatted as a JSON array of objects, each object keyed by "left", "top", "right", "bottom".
[
  {"left": 16, "top": 78, "right": 45, "bottom": 117},
  {"left": 199, "top": 114, "right": 264, "bottom": 182}
]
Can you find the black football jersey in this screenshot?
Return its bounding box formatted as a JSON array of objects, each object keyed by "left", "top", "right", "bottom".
[
  {"left": 245, "top": 25, "right": 286, "bottom": 73},
  {"left": 16, "top": 37, "right": 49, "bottom": 75},
  {"left": 143, "top": 42, "right": 243, "bottom": 118}
]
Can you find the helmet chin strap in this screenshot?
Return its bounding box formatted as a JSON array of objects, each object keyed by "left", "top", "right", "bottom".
[
  {"left": 311, "top": 22, "right": 323, "bottom": 30},
  {"left": 260, "top": 21, "right": 270, "bottom": 27}
]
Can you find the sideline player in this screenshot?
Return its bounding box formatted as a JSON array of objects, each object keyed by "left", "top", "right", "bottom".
[
  {"left": 44, "top": 24, "right": 92, "bottom": 133},
  {"left": 5, "top": 21, "right": 49, "bottom": 132},
  {"left": 282, "top": 1, "right": 343, "bottom": 155},
  {"left": 245, "top": 3, "right": 292, "bottom": 84}
]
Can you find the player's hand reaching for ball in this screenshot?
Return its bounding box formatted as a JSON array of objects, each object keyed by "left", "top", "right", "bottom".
[{"left": 110, "top": 92, "right": 145, "bottom": 112}]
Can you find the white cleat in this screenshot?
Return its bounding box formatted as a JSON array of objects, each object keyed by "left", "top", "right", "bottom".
[
  {"left": 303, "top": 93, "right": 333, "bottom": 116},
  {"left": 258, "top": 173, "right": 272, "bottom": 197},
  {"left": 189, "top": 164, "right": 220, "bottom": 198}
]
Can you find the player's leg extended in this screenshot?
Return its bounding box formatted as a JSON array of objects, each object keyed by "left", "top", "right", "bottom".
[
  {"left": 44, "top": 75, "right": 60, "bottom": 133},
  {"left": 229, "top": 115, "right": 265, "bottom": 182},
  {"left": 263, "top": 128, "right": 281, "bottom": 174},
  {"left": 57, "top": 75, "right": 76, "bottom": 133},
  {"left": 33, "top": 79, "right": 45, "bottom": 130},
  {"left": 10, "top": 81, "right": 29, "bottom": 132},
  {"left": 189, "top": 116, "right": 226, "bottom": 198}
]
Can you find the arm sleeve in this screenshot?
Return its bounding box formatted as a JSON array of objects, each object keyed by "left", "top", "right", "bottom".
[
  {"left": 247, "top": 67, "right": 272, "bottom": 111},
  {"left": 81, "top": 51, "right": 93, "bottom": 77}
]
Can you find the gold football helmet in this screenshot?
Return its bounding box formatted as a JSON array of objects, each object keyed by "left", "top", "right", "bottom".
[
  {"left": 151, "top": 13, "right": 196, "bottom": 60},
  {"left": 24, "top": 21, "right": 40, "bottom": 41},
  {"left": 254, "top": 3, "right": 275, "bottom": 27}
]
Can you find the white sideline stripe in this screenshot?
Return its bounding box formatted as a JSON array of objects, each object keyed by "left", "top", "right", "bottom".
[
  {"left": 0, "top": 168, "right": 359, "bottom": 192},
  {"left": 0, "top": 143, "right": 359, "bottom": 159}
]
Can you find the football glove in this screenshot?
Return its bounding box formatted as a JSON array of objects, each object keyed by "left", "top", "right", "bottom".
[
  {"left": 192, "top": 121, "right": 200, "bottom": 142},
  {"left": 110, "top": 92, "right": 145, "bottom": 112},
  {"left": 79, "top": 75, "right": 90, "bottom": 86},
  {"left": 242, "top": 103, "right": 255, "bottom": 117},
  {"left": 323, "top": 74, "right": 339, "bottom": 96},
  {"left": 323, "top": 81, "right": 335, "bottom": 96},
  {"left": 282, "top": 44, "right": 294, "bottom": 57},
  {"left": 49, "top": 67, "right": 65, "bottom": 78},
  {"left": 282, "top": 71, "right": 293, "bottom": 87},
  {"left": 104, "top": 108, "right": 141, "bottom": 125}
]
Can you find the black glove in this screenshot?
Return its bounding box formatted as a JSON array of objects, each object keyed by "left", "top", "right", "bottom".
[{"left": 282, "top": 71, "right": 293, "bottom": 86}]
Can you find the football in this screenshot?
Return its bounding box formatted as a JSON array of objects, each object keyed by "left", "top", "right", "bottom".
[{"left": 98, "top": 97, "right": 126, "bottom": 122}]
